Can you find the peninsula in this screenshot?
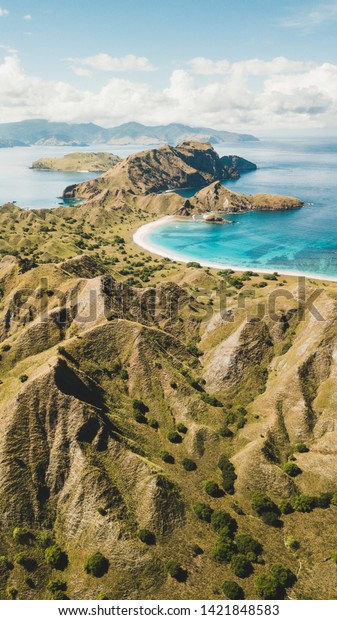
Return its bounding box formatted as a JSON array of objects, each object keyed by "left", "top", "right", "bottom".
[{"left": 31, "top": 151, "right": 121, "bottom": 172}]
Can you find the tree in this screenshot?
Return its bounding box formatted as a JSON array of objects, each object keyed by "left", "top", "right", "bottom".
[
  {"left": 166, "top": 560, "right": 187, "bottom": 582},
  {"left": 235, "top": 533, "right": 262, "bottom": 557},
  {"left": 182, "top": 458, "right": 197, "bottom": 471},
  {"left": 252, "top": 493, "right": 280, "bottom": 526},
  {"left": 137, "top": 529, "right": 155, "bottom": 545},
  {"left": 160, "top": 450, "right": 175, "bottom": 464},
  {"left": 211, "top": 539, "right": 236, "bottom": 564},
  {"left": 255, "top": 574, "right": 281, "bottom": 600},
  {"left": 270, "top": 564, "right": 296, "bottom": 588},
  {"left": 204, "top": 480, "right": 222, "bottom": 497},
  {"left": 193, "top": 502, "right": 213, "bottom": 523},
  {"left": 167, "top": 431, "right": 182, "bottom": 444},
  {"left": 45, "top": 545, "right": 68, "bottom": 570},
  {"left": 292, "top": 494, "right": 315, "bottom": 513},
  {"left": 222, "top": 580, "right": 244, "bottom": 600},
  {"left": 84, "top": 552, "right": 109, "bottom": 577},
  {"left": 231, "top": 554, "right": 253, "bottom": 578},
  {"left": 176, "top": 423, "right": 188, "bottom": 434},
  {"left": 211, "top": 510, "right": 237, "bottom": 535},
  {"left": 283, "top": 463, "right": 302, "bottom": 477}
]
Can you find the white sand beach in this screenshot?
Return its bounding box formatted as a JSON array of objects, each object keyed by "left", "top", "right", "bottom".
[{"left": 133, "top": 216, "right": 337, "bottom": 283}]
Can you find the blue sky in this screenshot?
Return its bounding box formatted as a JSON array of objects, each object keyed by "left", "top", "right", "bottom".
[{"left": 0, "top": 0, "right": 337, "bottom": 134}]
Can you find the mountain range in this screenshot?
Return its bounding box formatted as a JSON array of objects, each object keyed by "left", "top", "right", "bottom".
[{"left": 0, "top": 119, "right": 258, "bottom": 147}]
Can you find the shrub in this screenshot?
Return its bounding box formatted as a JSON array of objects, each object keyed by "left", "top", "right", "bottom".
[
  {"left": 292, "top": 494, "right": 315, "bottom": 513},
  {"left": 13, "top": 526, "right": 32, "bottom": 544},
  {"left": 285, "top": 536, "right": 300, "bottom": 551},
  {"left": 315, "top": 492, "right": 332, "bottom": 509},
  {"left": 222, "top": 580, "right": 244, "bottom": 600},
  {"left": 0, "top": 556, "right": 12, "bottom": 576},
  {"left": 166, "top": 560, "right": 187, "bottom": 582},
  {"left": 167, "top": 431, "right": 182, "bottom": 444},
  {"left": 211, "top": 510, "right": 237, "bottom": 535},
  {"left": 211, "top": 539, "right": 236, "bottom": 564},
  {"left": 270, "top": 563, "right": 296, "bottom": 588},
  {"left": 255, "top": 574, "right": 281, "bottom": 600},
  {"left": 220, "top": 460, "right": 237, "bottom": 494},
  {"left": 2, "top": 344, "right": 11, "bottom": 351},
  {"left": 45, "top": 545, "right": 68, "bottom": 570},
  {"left": 231, "top": 554, "right": 253, "bottom": 578},
  {"left": 47, "top": 580, "right": 67, "bottom": 594},
  {"left": 252, "top": 493, "right": 280, "bottom": 526},
  {"left": 204, "top": 480, "right": 222, "bottom": 497},
  {"left": 219, "top": 424, "right": 233, "bottom": 438},
  {"left": 170, "top": 381, "right": 177, "bottom": 389},
  {"left": 137, "top": 529, "right": 155, "bottom": 545},
  {"left": 331, "top": 492, "right": 337, "bottom": 506},
  {"left": 133, "top": 411, "right": 147, "bottom": 424},
  {"left": 120, "top": 369, "right": 129, "bottom": 381},
  {"left": 191, "top": 544, "right": 203, "bottom": 556},
  {"left": 19, "top": 374, "right": 28, "bottom": 383},
  {"left": 6, "top": 586, "right": 18, "bottom": 600},
  {"left": 132, "top": 399, "right": 149, "bottom": 415},
  {"left": 202, "top": 394, "right": 223, "bottom": 407},
  {"left": 283, "top": 463, "right": 302, "bottom": 477},
  {"left": 176, "top": 423, "right": 188, "bottom": 434},
  {"left": 148, "top": 418, "right": 159, "bottom": 429},
  {"left": 15, "top": 553, "right": 37, "bottom": 571},
  {"left": 235, "top": 533, "right": 262, "bottom": 557},
  {"left": 160, "top": 450, "right": 174, "bottom": 464},
  {"left": 182, "top": 458, "right": 197, "bottom": 471},
  {"left": 193, "top": 502, "right": 213, "bottom": 522},
  {"left": 37, "top": 531, "right": 54, "bottom": 548},
  {"left": 84, "top": 552, "right": 109, "bottom": 577},
  {"left": 279, "top": 500, "right": 294, "bottom": 515},
  {"left": 295, "top": 443, "right": 309, "bottom": 453}
]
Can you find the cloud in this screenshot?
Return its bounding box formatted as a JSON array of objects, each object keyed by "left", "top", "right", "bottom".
[
  {"left": 281, "top": 2, "right": 337, "bottom": 32},
  {"left": 0, "top": 8, "right": 8, "bottom": 16},
  {"left": 187, "top": 57, "right": 230, "bottom": 75},
  {"left": 68, "top": 53, "right": 157, "bottom": 73},
  {"left": 23, "top": 14, "right": 32, "bottom": 20},
  {"left": 0, "top": 54, "right": 337, "bottom": 133}
]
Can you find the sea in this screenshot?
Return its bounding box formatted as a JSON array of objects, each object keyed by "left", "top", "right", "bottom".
[{"left": 0, "top": 138, "right": 336, "bottom": 279}]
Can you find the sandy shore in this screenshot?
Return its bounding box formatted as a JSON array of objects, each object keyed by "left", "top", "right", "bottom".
[{"left": 133, "top": 216, "right": 337, "bottom": 283}]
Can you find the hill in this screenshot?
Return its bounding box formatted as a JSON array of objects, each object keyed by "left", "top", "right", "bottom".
[
  {"left": 0, "top": 142, "right": 334, "bottom": 602},
  {"left": 31, "top": 152, "right": 121, "bottom": 172},
  {"left": 0, "top": 119, "right": 258, "bottom": 147}
]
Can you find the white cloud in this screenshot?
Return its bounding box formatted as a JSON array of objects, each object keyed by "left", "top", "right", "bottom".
[
  {"left": 68, "top": 53, "right": 157, "bottom": 73},
  {"left": 281, "top": 2, "right": 337, "bottom": 32},
  {"left": 187, "top": 57, "right": 230, "bottom": 75},
  {"left": 0, "top": 8, "right": 8, "bottom": 16},
  {"left": 23, "top": 14, "right": 32, "bottom": 20},
  {"left": 0, "top": 54, "right": 337, "bottom": 134}
]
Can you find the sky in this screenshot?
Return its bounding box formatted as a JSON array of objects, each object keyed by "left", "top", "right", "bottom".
[{"left": 0, "top": 0, "right": 337, "bottom": 135}]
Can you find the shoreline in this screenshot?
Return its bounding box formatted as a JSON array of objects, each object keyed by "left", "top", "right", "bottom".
[{"left": 133, "top": 215, "right": 337, "bottom": 284}]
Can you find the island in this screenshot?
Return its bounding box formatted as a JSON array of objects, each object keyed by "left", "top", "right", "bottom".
[{"left": 31, "top": 151, "right": 121, "bottom": 172}]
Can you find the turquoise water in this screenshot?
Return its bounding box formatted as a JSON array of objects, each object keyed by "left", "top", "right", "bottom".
[{"left": 147, "top": 139, "right": 337, "bottom": 278}]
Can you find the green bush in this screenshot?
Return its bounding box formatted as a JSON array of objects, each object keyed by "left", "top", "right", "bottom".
[
  {"left": 133, "top": 411, "right": 147, "bottom": 424},
  {"left": 211, "top": 539, "right": 236, "bottom": 564},
  {"left": 47, "top": 580, "right": 67, "bottom": 594},
  {"left": 270, "top": 563, "right": 296, "bottom": 588},
  {"left": 148, "top": 418, "right": 159, "bottom": 429},
  {"left": 220, "top": 459, "right": 237, "bottom": 494},
  {"left": 84, "top": 552, "right": 109, "bottom": 577},
  {"left": 202, "top": 394, "right": 222, "bottom": 407},
  {"left": 13, "top": 526, "right": 32, "bottom": 544},
  {"left": 211, "top": 510, "right": 237, "bottom": 535},
  {"left": 45, "top": 545, "right": 68, "bottom": 570},
  {"left": 295, "top": 443, "right": 309, "bottom": 453},
  {"left": 191, "top": 544, "right": 203, "bottom": 556},
  {"left": 182, "top": 458, "right": 197, "bottom": 471},
  {"left": 252, "top": 493, "right": 281, "bottom": 526},
  {"left": 292, "top": 494, "right": 315, "bottom": 513},
  {"left": 176, "top": 423, "right": 188, "bottom": 434},
  {"left": 279, "top": 500, "right": 294, "bottom": 515},
  {"left": 167, "top": 431, "right": 182, "bottom": 444},
  {"left": 6, "top": 586, "right": 18, "bottom": 600},
  {"left": 0, "top": 556, "right": 12, "bottom": 576},
  {"left": 231, "top": 554, "right": 253, "bottom": 578},
  {"left": 235, "top": 533, "right": 262, "bottom": 557},
  {"left": 19, "top": 374, "right": 28, "bottom": 383},
  {"left": 166, "top": 560, "right": 187, "bottom": 581},
  {"left": 219, "top": 424, "right": 233, "bottom": 438},
  {"left": 160, "top": 450, "right": 175, "bottom": 464},
  {"left": 285, "top": 536, "right": 300, "bottom": 551},
  {"left": 37, "top": 531, "right": 54, "bottom": 548},
  {"left": 255, "top": 574, "right": 281, "bottom": 600},
  {"left": 222, "top": 580, "right": 244, "bottom": 600},
  {"left": 204, "top": 480, "right": 222, "bottom": 497},
  {"left": 331, "top": 492, "right": 337, "bottom": 506},
  {"left": 193, "top": 502, "right": 213, "bottom": 522},
  {"left": 132, "top": 399, "right": 149, "bottom": 414},
  {"left": 15, "top": 552, "right": 37, "bottom": 571},
  {"left": 315, "top": 492, "right": 332, "bottom": 509},
  {"left": 137, "top": 529, "right": 155, "bottom": 545},
  {"left": 283, "top": 462, "right": 302, "bottom": 477}
]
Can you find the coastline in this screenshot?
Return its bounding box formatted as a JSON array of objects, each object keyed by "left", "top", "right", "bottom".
[{"left": 133, "top": 215, "right": 337, "bottom": 283}]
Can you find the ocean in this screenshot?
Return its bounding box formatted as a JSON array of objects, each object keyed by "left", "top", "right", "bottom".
[{"left": 147, "top": 138, "right": 337, "bottom": 279}]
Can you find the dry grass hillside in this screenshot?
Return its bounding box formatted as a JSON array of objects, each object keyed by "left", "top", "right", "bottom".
[{"left": 0, "top": 142, "right": 335, "bottom": 601}]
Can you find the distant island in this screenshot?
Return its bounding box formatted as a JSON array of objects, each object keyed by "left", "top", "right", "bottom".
[
  {"left": 0, "top": 119, "right": 259, "bottom": 147},
  {"left": 31, "top": 152, "right": 121, "bottom": 172}
]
